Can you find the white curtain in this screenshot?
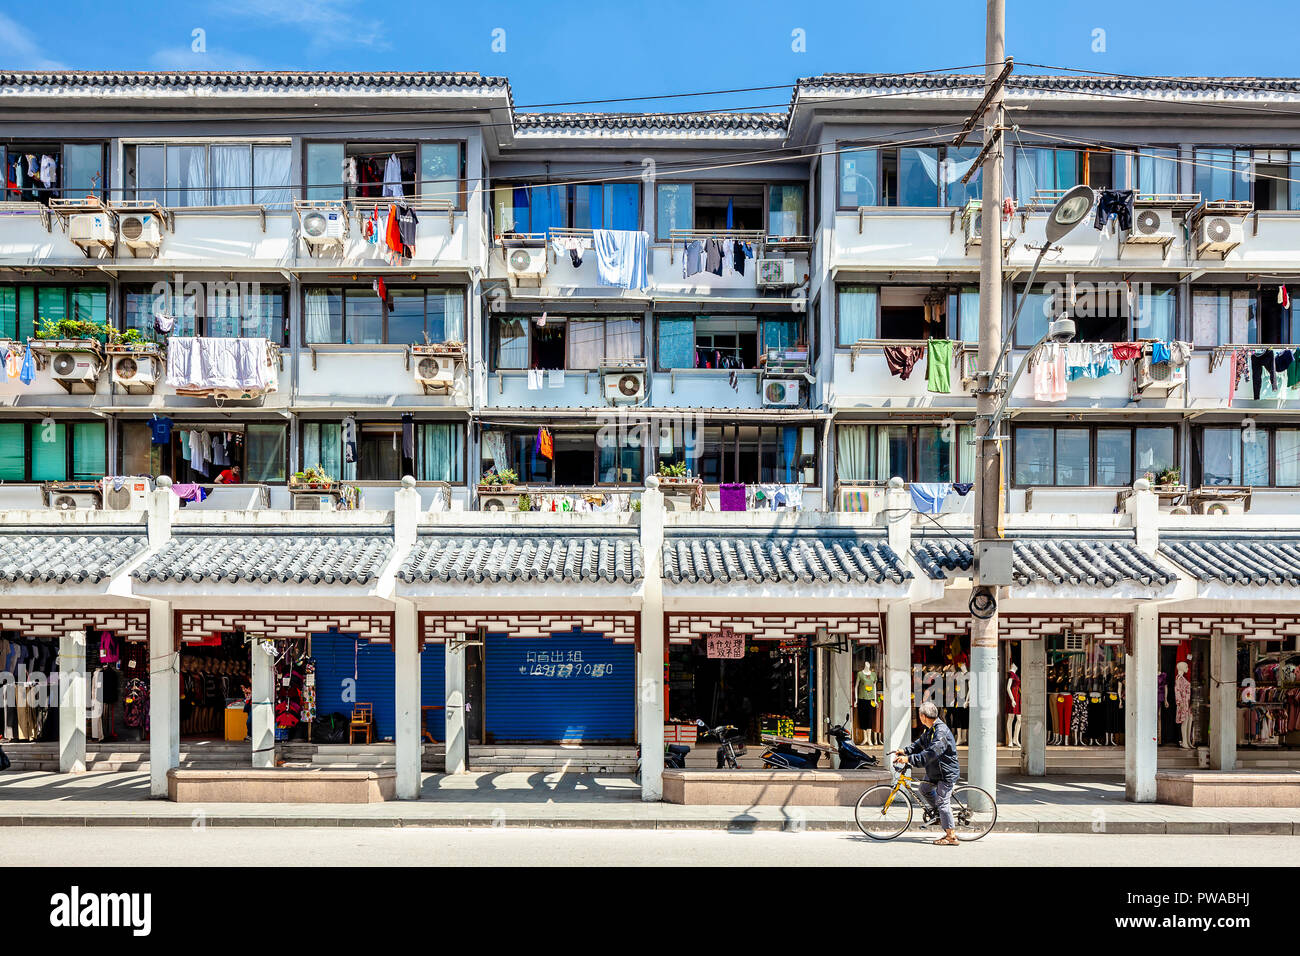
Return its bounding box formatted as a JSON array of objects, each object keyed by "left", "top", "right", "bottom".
[
  {"left": 836, "top": 425, "right": 869, "bottom": 482},
  {"left": 568, "top": 319, "right": 603, "bottom": 369},
  {"left": 254, "top": 146, "right": 293, "bottom": 209},
  {"left": 211, "top": 146, "right": 251, "bottom": 206},
  {"left": 605, "top": 318, "right": 642, "bottom": 362},
  {"left": 305, "top": 289, "right": 333, "bottom": 344},
  {"left": 440, "top": 289, "right": 465, "bottom": 344}
]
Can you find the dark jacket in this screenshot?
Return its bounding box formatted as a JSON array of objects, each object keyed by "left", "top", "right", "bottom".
[{"left": 903, "top": 719, "right": 960, "bottom": 784}]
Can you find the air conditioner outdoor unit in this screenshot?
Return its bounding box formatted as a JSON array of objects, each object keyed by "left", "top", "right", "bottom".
[
  {"left": 49, "top": 351, "right": 101, "bottom": 389},
  {"left": 101, "top": 477, "right": 151, "bottom": 512},
  {"left": 1134, "top": 355, "right": 1186, "bottom": 394},
  {"left": 111, "top": 354, "right": 158, "bottom": 392},
  {"left": 118, "top": 213, "right": 162, "bottom": 253},
  {"left": 300, "top": 207, "right": 347, "bottom": 248},
  {"left": 209, "top": 387, "right": 266, "bottom": 402},
  {"left": 1201, "top": 499, "right": 1247, "bottom": 516},
  {"left": 414, "top": 353, "right": 460, "bottom": 391},
  {"left": 49, "top": 491, "right": 99, "bottom": 511},
  {"left": 292, "top": 494, "right": 337, "bottom": 512},
  {"left": 755, "top": 258, "right": 797, "bottom": 288},
  {"left": 1126, "top": 206, "right": 1178, "bottom": 245},
  {"left": 68, "top": 213, "right": 115, "bottom": 250},
  {"left": 761, "top": 377, "right": 801, "bottom": 408},
  {"left": 506, "top": 246, "right": 548, "bottom": 278},
  {"left": 603, "top": 369, "right": 646, "bottom": 405},
  {"left": 962, "top": 199, "right": 983, "bottom": 248},
  {"left": 1197, "top": 215, "right": 1244, "bottom": 256},
  {"left": 478, "top": 491, "right": 521, "bottom": 513},
  {"left": 837, "top": 486, "right": 886, "bottom": 514}
]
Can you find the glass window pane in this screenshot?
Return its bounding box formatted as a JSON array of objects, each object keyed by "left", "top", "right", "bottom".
[
  {"left": 210, "top": 145, "right": 251, "bottom": 206},
  {"left": 0, "top": 286, "right": 15, "bottom": 339},
  {"left": 839, "top": 148, "right": 878, "bottom": 207},
  {"left": 135, "top": 146, "right": 165, "bottom": 205},
  {"left": 1276, "top": 429, "right": 1300, "bottom": 486},
  {"left": 1201, "top": 428, "right": 1240, "bottom": 485},
  {"left": 418, "top": 423, "right": 464, "bottom": 482},
  {"left": 958, "top": 286, "right": 980, "bottom": 342},
  {"left": 71, "top": 422, "right": 106, "bottom": 479},
  {"left": 1135, "top": 427, "right": 1176, "bottom": 482},
  {"left": 872, "top": 425, "right": 909, "bottom": 482},
  {"left": 657, "top": 317, "right": 695, "bottom": 369},
  {"left": 1243, "top": 429, "right": 1269, "bottom": 486},
  {"left": 1055, "top": 429, "right": 1091, "bottom": 486},
  {"left": 419, "top": 143, "right": 461, "bottom": 206},
  {"left": 656, "top": 183, "right": 693, "bottom": 240},
  {"left": 37, "top": 286, "right": 66, "bottom": 335},
  {"left": 245, "top": 424, "right": 286, "bottom": 482},
  {"left": 31, "top": 423, "right": 67, "bottom": 481},
  {"left": 605, "top": 183, "right": 640, "bottom": 230},
  {"left": 492, "top": 186, "right": 516, "bottom": 233},
  {"left": 495, "top": 317, "right": 528, "bottom": 369},
  {"left": 1015, "top": 147, "right": 1055, "bottom": 199},
  {"left": 1095, "top": 428, "right": 1132, "bottom": 486},
  {"left": 1014, "top": 427, "right": 1053, "bottom": 485},
  {"left": 303, "top": 288, "right": 341, "bottom": 344},
  {"left": 568, "top": 319, "right": 603, "bottom": 369},
  {"left": 943, "top": 146, "right": 982, "bottom": 207},
  {"left": 427, "top": 288, "right": 464, "bottom": 344},
  {"left": 1137, "top": 286, "right": 1176, "bottom": 341},
  {"left": 1137, "top": 148, "right": 1178, "bottom": 196},
  {"left": 0, "top": 422, "right": 25, "bottom": 480},
  {"left": 71, "top": 287, "right": 107, "bottom": 325},
  {"left": 344, "top": 289, "right": 382, "bottom": 344},
  {"left": 387, "top": 290, "right": 425, "bottom": 345},
  {"left": 17, "top": 286, "right": 35, "bottom": 340},
  {"left": 253, "top": 146, "right": 293, "bottom": 208},
  {"left": 605, "top": 318, "right": 642, "bottom": 363},
  {"left": 837, "top": 285, "right": 877, "bottom": 345},
  {"left": 897, "top": 148, "right": 941, "bottom": 207},
  {"left": 768, "top": 185, "right": 805, "bottom": 236},
  {"left": 916, "top": 426, "right": 952, "bottom": 483},
  {"left": 1014, "top": 286, "right": 1054, "bottom": 347},
  {"left": 62, "top": 144, "right": 104, "bottom": 200},
  {"left": 306, "top": 143, "right": 344, "bottom": 201},
  {"left": 167, "top": 145, "right": 208, "bottom": 207}
]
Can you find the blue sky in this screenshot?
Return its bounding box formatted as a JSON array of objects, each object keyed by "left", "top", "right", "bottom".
[{"left": 3, "top": 1, "right": 1298, "bottom": 112}]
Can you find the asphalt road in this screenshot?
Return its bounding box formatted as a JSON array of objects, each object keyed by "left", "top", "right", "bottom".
[{"left": 4, "top": 827, "right": 1297, "bottom": 867}]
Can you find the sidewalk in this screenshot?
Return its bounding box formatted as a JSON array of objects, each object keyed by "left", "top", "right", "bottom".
[{"left": 0, "top": 771, "right": 1297, "bottom": 833}]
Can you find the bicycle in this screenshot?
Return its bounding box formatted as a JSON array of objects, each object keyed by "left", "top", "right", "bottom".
[{"left": 854, "top": 764, "right": 997, "bottom": 842}]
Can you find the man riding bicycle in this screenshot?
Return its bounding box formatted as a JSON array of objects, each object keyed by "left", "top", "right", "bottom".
[{"left": 892, "top": 700, "right": 961, "bottom": 846}]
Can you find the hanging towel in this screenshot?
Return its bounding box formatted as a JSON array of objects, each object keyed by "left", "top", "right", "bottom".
[
  {"left": 719, "top": 483, "right": 747, "bottom": 512},
  {"left": 19, "top": 345, "right": 34, "bottom": 385},
  {"left": 926, "top": 339, "right": 953, "bottom": 393},
  {"left": 1150, "top": 341, "right": 1172, "bottom": 365},
  {"left": 1112, "top": 342, "right": 1142, "bottom": 362},
  {"left": 882, "top": 345, "right": 924, "bottom": 380},
  {"left": 593, "top": 229, "right": 649, "bottom": 291},
  {"left": 527, "top": 369, "right": 542, "bottom": 390},
  {"left": 1032, "top": 343, "right": 1068, "bottom": 402},
  {"left": 909, "top": 482, "right": 951, "bottom": 515},
  {"left": 164, "top": 337, "right": 271, "bottom": 391},
  {"left": 547, "top": 369, "right": 565, "bottom": 388},
  {"left": 170, "top": 483, "right": 208, "bottom": 503}
]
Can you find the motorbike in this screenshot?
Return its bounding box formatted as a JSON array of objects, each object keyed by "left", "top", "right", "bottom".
[
  {"left": 759, "top": 714, "right": 879, "bottom": 770},
  {"left": 696, "top": 718, "right": 746, "bottom": 769},
  {"left": 634, "top": 738, "right": 691, "bottom": 780}
]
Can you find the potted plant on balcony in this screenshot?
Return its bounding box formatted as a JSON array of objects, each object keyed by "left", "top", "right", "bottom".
[
  {"left": 1151, "top": 467, "right": 1185, "bottom": 493},
  {"left": 290, "top": 464, "right": 335, "bottom": 491},
  {"left": 517, "top": 492, "right": 534, "bottom": 512},
  {"left": 32, "top": 317, "right": 112, "bottom": 356},
  {"left": 105, "top": 327, "right": 163, "bottom": 357},
  {"left": 477, "top": 468, "right": 518, "bottom": 493}
]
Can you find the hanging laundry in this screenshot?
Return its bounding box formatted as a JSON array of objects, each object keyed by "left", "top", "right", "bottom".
[
  {"left": 719, "top": 483, "right": 747, "bottom": 512},
  {"left": 909, "top": 482, "right": 951, "bottom": 515},
  {"left": 1065, "top": 342, "right": 1092, "bottom": 381},
  {"left": 1150, "top": 341, "right": 1172, "bottom": 365},
  {"left": 342, "top": 416, "right": 358, "bottom": 465},
  {"left": 682, "top": 239, "right": 704, "bottom": 278},
  {"left": 18, "top": 344, "right": 34, "bottom": 385},
  {"left": 592, "top": 229, "right": 649, "bottom": 291},
  {"left": 372, "top": 276, "right": 388, "bottom": 305},
  {"left": 703, "top": 238, "right": 724, "bottom": 276},
  {"left": 732, "top": 240, "right": 746, "bottom": 277},
  {"left": 535, "top": 427, "right": 554, "bottom": 460},
  {"left": 384, "top": 203, "right": 402, "bottom": 257},
  {"left": 1251, "top": 349, "right": 1278, "bottom": 399},
  {"left": 1112, "top": 342, "right": 1143, "bottom": 362},
  {"left": 527, "top": 369, "right": 543, "bottom": 390},
  {"left": 170, "top": 483, "right": 208, "bottom": 503},
  {"left": 38, "top": 154, "right": 56, "bottom": 188},
  {"left": 343, "top": 157, "right": 358, "bottom": 190},
  {"left": 148, "top": 415, "right": 173, "bottom": 445},
  {"left": 401, "top": 413, "right": 415, "bottom": 461},
  {"left": 363, "top": 207, "right": 379, "bottom": 243},
  {"left": 382, "top": 153, "right": 403, "bottom": 198},
  {"left": 6, "top": 347, "right": 21, "bottom": 379},
  {"left": 1168, "top": 341, "right": 1194, "bottom": 368},
  {"left": 547, "top": 369, "right": 565, "bottom": 388},
  {"left": 926, "top": 339, "right": 953, "bottom": 393},
  {"left": 1093, "top": 189, "right": 1134, "bottom": 232},
  {"left": 394, "top": 202, "right": 419, "bottom": 256},
  {"left": 1031, "top": 342, "right": 1068, "bottom": 402},
  {"left": 951, "top": 482, "right": 973, "bottom": 496},
  {"left": 1280, "top": 286, "right": 1291, "bottom": 309},
  {"left": 882, "top": 344, "right": 924, "bottom": 381},
  {"left": 1228, "top": 349, "right": 1249, "bottom": 404}
]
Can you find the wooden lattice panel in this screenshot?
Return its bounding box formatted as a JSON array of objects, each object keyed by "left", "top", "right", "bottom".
[
  {"left": 911, "top": 613, "right": 1129, "bottom": 645},
  {"left": 420, "top": 612, "right": 640, "bottom": 645},
  {"left": 1161, "top": 614, "right": 1300, "bottom": 643},
  {"left": 0, "top": 609, "right": 149, "bottom": 642},
  {"left": 177, "top": 610, "right": 393, "bottom": 645},
  {"left": 665, "top": 613, "right": 882, "bottom": 645}
]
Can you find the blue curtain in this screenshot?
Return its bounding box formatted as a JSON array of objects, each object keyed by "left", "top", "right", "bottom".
[
  {"left": 419, "top": 424, "right": 463, "bottom": 482},
  {"left": 658, "top": 318, "right": 695, "bottom": 369},
  {"left": 607, "top": 184, "right": 639, "bottom": 230},
  {"left": 763, "top": 319, "right": 799, "bottom": 351},
  {"left": 782, "top": 427, "right": 797, "bottom": 482},
  {"left": 1139, "top": 288, "right": 1176, "bottom": 341},
  {"left": 837, "top": 286, "right": 877, "bottom": 344}
]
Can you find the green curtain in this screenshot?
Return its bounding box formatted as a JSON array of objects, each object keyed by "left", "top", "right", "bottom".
[
  {"left": 71, "top": 423, "right": 106, "bottom": 479},
  {"left": 31, "top": 423, "right": 67, "bottom": 481},
  {"left": 303, "top": 422, "right": 350, "bottom": 480},
  {"left": 0, "top": 423, "right": 25, "bottom": 480},
  {"left": 418, "top": 424, "right": 464, "bottom": 482}
]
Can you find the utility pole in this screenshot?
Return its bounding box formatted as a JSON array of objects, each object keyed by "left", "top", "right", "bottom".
[{"left": 971, "top": 0, "right": 1007, "bottom": 803}]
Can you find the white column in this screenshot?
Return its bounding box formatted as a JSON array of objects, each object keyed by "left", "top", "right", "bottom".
[
  {"left": 1020, "top": 638, "right": 1047, "bottom": 775},
  {"left": 250, "top": 638, "right": 275, "bottom": 770},
  {"left": 1126, "top": 604, "right": 1159, "bottom": 802},
  {"left": 1209, "top": 629, "right": 1236, "bottom": 771},
  {"left": 882, "top": 601, "right": 912, "bottom": 755},
  {"left": 147, "top": 600, "right": 179, "bottom": 798},
  {"left": 444, "top": 641, "right": 467, "bottom": 774},
  {"left": 58, "top": 628, "right": 87, "bottom": 774},
  {"left": 828, "top": 641, "right": 854, "bottom": 767},
  {"left": 639, "top": 476, "right": 666, "bottom": 801},
  {"left": 394, "top": 600, "right": 421, "bottom": 799}
]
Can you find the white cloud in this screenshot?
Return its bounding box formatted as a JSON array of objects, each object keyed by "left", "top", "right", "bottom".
[
  {"left": 149, "top": 46, "right": 265, "bottom": 71},
  {"left": 219, "top": 0, "right": 386, "bottom": 52},
  {"left": 0, "top": 13, "right": 63, "bottom": 69}
]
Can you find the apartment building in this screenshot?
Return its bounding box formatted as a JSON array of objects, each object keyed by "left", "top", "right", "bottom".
[{"left": 2, "top": 70, "right": 1299, "bottom": 803}]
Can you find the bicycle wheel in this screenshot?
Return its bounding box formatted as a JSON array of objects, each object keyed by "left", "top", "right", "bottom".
[
  {"left": 854, "top": 785, "right": 913, "bottom": 841},
  {"left": 949, "top": 785, "right": 997, "bottom": 842}
]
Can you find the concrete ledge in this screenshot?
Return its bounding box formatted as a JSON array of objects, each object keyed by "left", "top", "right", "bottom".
[
  {"left": 166, "top": 768, "right": 396, "bottom": 804},
  {"left": 1156, "top": 769, "right": 1300, "bottom": 807},
  {"left": 662, "top": 768, "right": 890, "bottom": 806}
]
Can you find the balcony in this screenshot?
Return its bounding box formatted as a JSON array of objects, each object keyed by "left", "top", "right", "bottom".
[
  {"left": 832, "top": 340, "right": 976, "bottom": 410},
  {"left": 297, "top": 343, "right": 469, "bottom": 409}
]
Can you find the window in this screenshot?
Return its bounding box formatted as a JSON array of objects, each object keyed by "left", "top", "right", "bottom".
[
  {"left": 836, "top": 284, "right": 979, "bottom": 345},
  {"left": 1013, "top": 425, "right": 1177, "bottom": 487},
  {"left": 1012, "top": 284, "right": 1176, "bottom": 347},
  {"left": 481, "top": 428, "right": 643, "bottom": 486},
  {"left": 655, "top": 183, "right": 693, "bottom": 240},
  {"left": 1133, "top": 148, "right": 1179, "bottom": 196},
  {"left": 0, "top": 284, "right": 106, "bottom": 340},
  {"left": 686, "top": 424, "right": 819, "bottom": 485},
  {"left": 838, "top": 148, "right": 878, "bottom": 207},
  {"left": 1194, "top": 148, "right": 1251, "bottom": 202},
  {"left": 302, "top": 420, "right": 465, "bottom": 482},
  {"left": 245, "top": 424, "right": 286, "bottom": 483},
  {"left": 131, "top": 143, "right": 291, "bottom": 207},
  {"left": 767, "top": 185, "right": 806, "bottom": 237},
  {"left": 1198, "top": 426, "right": 1271, "bottom": 486},
  {"left": 0, "top": 421, "right": 105, "bottom": 481},
  {"left": 654, "top": 182, "right": 802, "bottom": 239},
  {"left": 307, "top": 142, "right": 440, "bottom": 203},
  {"left": 835, "top": 423, "right": 974, "bottom": 484},
  {"left": 655, "top": 315, "right": 806, "bottom": 370},
  {"left": 120, "top": 423, "right": 285, "bottom": 484},
  {"left": 566, "top": 317, "right": 644, "bottom": 369},
  {"left": 838, "top": 146, "right": 985, "bottom": 209},
  {"left": 490, "top": 315, "right": 642, "bottom": 372},
  {"left": 124, "top": 284, "right": 288, "bottom": 342},
  {"left": 1191, "top": 289, "right": 1290, "bottom": 346},
  {"left": 2, "top": 143, "right": 106, "bottom": 203},
  {"left": 418, "top": 143, "right": 466, "bottom": 209},
  {"left": 303, "top": 286, "right": 464, "bottom": 345},
  {"left": 1014, "top": 147, "right": 1080, "bottom": 199},
  {"left": 837, "top": 285, "right": 878, "bottom": 344},
  {"left": 494, "top": 182, "right": 640, "bottom": 234}
]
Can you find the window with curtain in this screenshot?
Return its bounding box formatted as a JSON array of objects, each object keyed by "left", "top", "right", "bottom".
[
  {"left": 767, "top": 185, "right": 805, "bottom": 236},
  {"left": 1200, "top": 427, "right": 1270, "bottom": 486},
  {"left": 418, "top": 423, "right": 465, "bottom": 482},
  {"left": 574, "top": 183, "right": 641, "bottom": 230},
  {"left": 495, "top": 317, "right": 528, "bottom": 369},
  {"left": 31, "top": 423, "right": 66, "bottom": 481},
  {"left": 1, "top": 285, "right": 107, "bottom": 339},
  {"left": 1015, "top": 147, "right": 1078, "bottom": 199},
  {"left": 1012, "top": 286, "right": 1056, "bottom": 347},
  {"left": 1191, "top": 289, "right": 1255, "bottom": 347},
  {"left": 897, "top": 148, "right": 942, "bottom": 207},
  {"left": 762, "top": 319, "right": 801, "bottom": 352},
  {"left": 304, "top": 288, "right": 341, "bottom": 344},
  {"left": 0, "top": 422, "right": 26, "bottom": 480},
  {"left": 253, "top": 146, "right": 293, "bottom": 207},
  {"left": 836, "top": 425, "right": 870, "bottom": 482},
  {"left": 210, "top": 145, "right": 252, "bottom": 206},
  {"left": 837, "top": 285, "right": 878, "bottom": 345},
  {"left": 302, "top": 422, "right": 355, "bottom": 481},
  {"left": 502, "top": 184, "right": 566, "bottom": 234},
  {"left": 568, "top": 319, "right": 604, "bottom": 369},
  {"left": 244, "top": 424, "right": 286, "bottom": 483},
  {"left": 71, "top": 423, "right": 106, "bottom": 480},
  {"left": 124, "top": 285, "right": 285, "bottom": 341},
  {"left": 656, "top": 183, "right": 693, "bottom": 240},
  {"left": 1194, "top": 148, "right": 1251, "bottom": 202},
  {"left": 304, "top": 286, "right": 461, "bottom": 345},
  {"left": 1015, "top": 424, "right": 1175, "bottom": 486},
  {"left": 1137, "top": 287, "right": 1177, "bottom": 341},
  {"left": 418, "top": 143, "right": 463, "bottom": 208},
  {"left": 657, "top": 317, "right": 696, "bottom": 369},
  {"left": 62, "top": 144, "right": 105, "bottom": 201},
  {"left": 943, "top": 146, "right": 983, "bottom": 207},
  {"left": 1135, "top": 148, "right": 1179, "bottom": 195},
  {"left": 957, "top": 287, "right": 980, "bottom": 342},
  {"left": 915, "top": 425, "right": 952, "bottom": 482},
  {"left": 1276, "top": 429, "right": 1300, "bottom": 486},
  {"left": 838, "top": 148, "right": 878, "bottom": 207}
]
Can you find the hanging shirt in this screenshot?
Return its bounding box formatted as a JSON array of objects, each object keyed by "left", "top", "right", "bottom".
[
  {"left": 382, "top": 153, "right": 404, "bottom": 198},
  {"left": 683, "top": 240, "right": 704, "bottom": 278},
  {"left": 342, "top": 416, "right": 358, "bottom": 465},
  {"left": 394, "top": 203, "right": 419, "bottom": 254},
  {"left": 19, "top": 345, "right": 35, "bottom": 385},
  {"left": 148, "top": 415, "right": 173, "bottom": 445},
  {"left": 39, "top": 154, "right": 56, "bottom": 187},
  {"left": 1032, "top": 343, "right": 1068, "bottom": 403},
  {"left": 926, "top": 339, "right": 953, "bottom": 393}
]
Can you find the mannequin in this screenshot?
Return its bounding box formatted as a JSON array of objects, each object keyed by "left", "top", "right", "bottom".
[
  {"left": 1175, "top": 660, "right": 1193, "bottom": 749},
  {"left": 955, "top": 662, "right": 969, "bottom": 745},
  {"left": 1005, "top": 663, "right": 1022, "bottom": 748},
  {"left": 855, "top": 661, "right": 878, "bottom": 746}
]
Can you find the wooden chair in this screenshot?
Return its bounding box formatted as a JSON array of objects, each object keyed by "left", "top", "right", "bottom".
[{"left": 349, "top": 704, "right": 375, "bottom": 744}]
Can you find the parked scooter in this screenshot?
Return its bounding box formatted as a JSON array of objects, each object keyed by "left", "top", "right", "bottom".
[
  {"left": 696, "top": 718, "right": 746, "bottom": 769},
  {"left": 759, "top": 714, "right": 879, "bottom": 770},
  {"left": 635, "top": 739, "right": 691, "bottom": 780}
]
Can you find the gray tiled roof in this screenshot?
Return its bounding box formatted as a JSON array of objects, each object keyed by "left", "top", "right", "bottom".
[
  {"left": 516, "top": 111, "right": 788, "bottom": 133},
  {"left": 912, "top": 536, "right": 1175, "bottom": 588},
  {"left": 663, "top": 532, "right": 910, "bottom": 585},
  {"left": 400, "top": 534, "right": 642, "bottom": 584},
  {"left": 0, "top": 71, "right": 507, "bottom": 91},
  {"left": 0, "top": 532, "right": 147, "bottom": 584},
  {"left": 797, "top": 73, "right": 1300, "bottom": 96},
  {"left": 133, "top": 531, "right": 392, "bottom": 586},
  {"left": 1160, "top": 536, "right": 1300, "bottom": 586}
]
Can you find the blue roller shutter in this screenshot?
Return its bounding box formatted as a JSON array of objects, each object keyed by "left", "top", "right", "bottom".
[
  {"left": 421, "top": 645, "right": 446, "bottom": 741},
  {"left": 312, "top": 635, "right": 396, "bottom": 741},
  {"left": 484, "top": 630, "right": 634, "bottom": 743}
]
